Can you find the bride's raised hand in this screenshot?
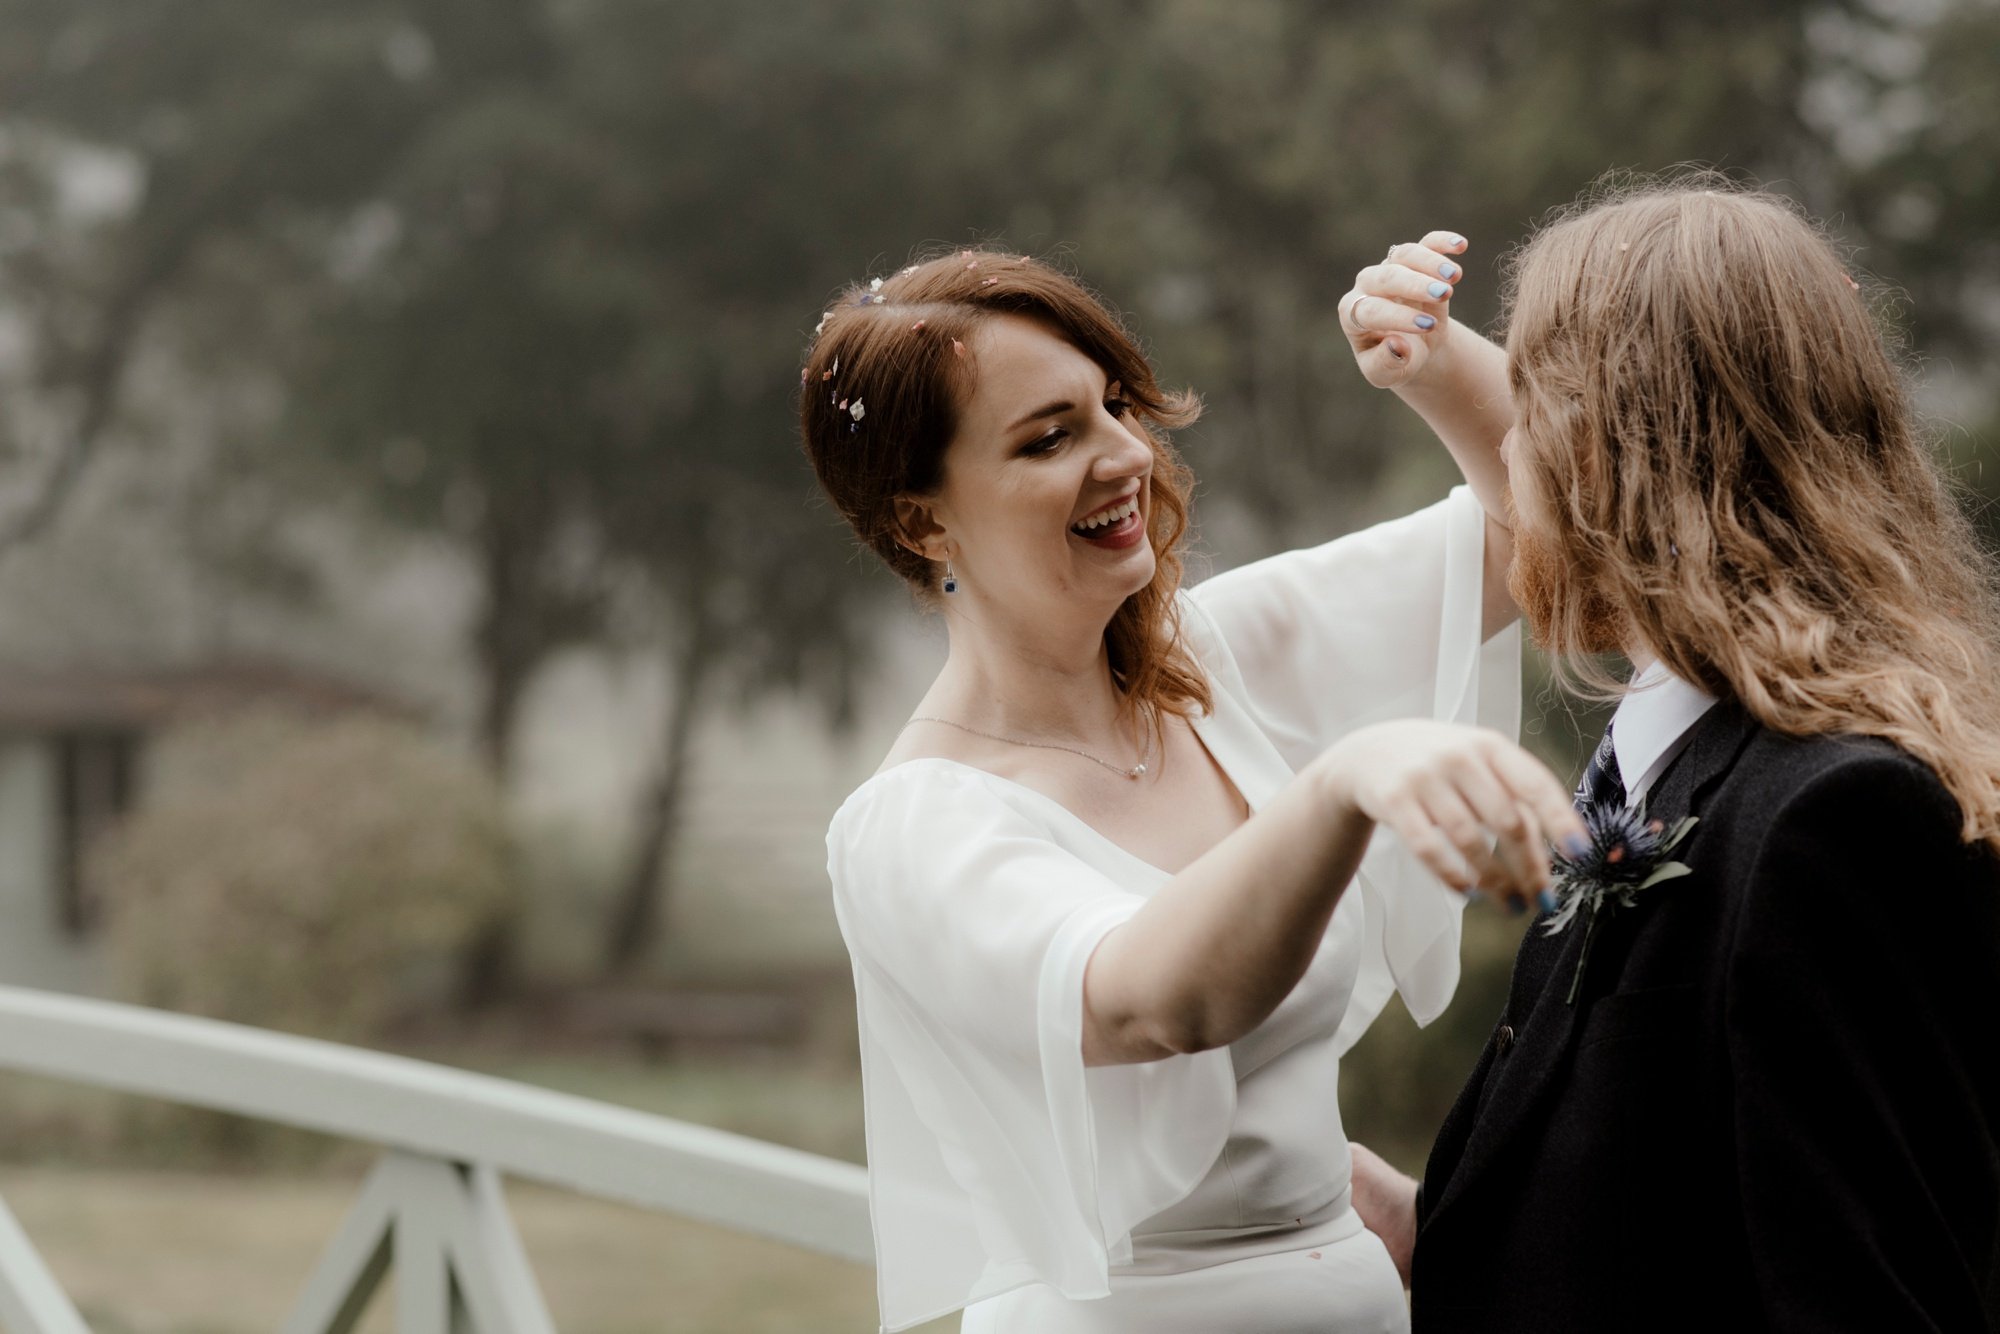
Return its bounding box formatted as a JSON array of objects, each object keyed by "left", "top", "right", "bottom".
[
  {"left": 1339, "top": 230, "right": 1468, "bottom": 389},
  {"left": 1320, "top": 718, "right": 1586, "bottom": 912}
]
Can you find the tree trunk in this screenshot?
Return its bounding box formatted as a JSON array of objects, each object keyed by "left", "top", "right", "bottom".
[
  {"left": 601, "top": 603, "right": 716, "bottom": 977},
  {"left": 473, "top": 513, "right": 539, "bottom": 785},
  {"left": 458, "top": 510, "right": 543, "bottom": 1009}
]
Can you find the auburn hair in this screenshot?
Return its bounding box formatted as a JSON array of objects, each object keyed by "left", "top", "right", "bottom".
[
  {"left": 798, "top": 249, "right": 1212, "bottom": 728},
  {"left": 1503, "top": 173, "right": 2000, "bottom": 851}
]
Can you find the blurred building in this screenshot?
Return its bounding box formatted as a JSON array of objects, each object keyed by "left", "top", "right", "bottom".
[{"left": 0, "top": 660, "right": 403, "bottom": 993}]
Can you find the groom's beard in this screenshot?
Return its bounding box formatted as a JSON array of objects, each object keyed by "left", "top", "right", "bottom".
[{"left": 1508, "top": 522, "right": 1629, "bottom": 654}]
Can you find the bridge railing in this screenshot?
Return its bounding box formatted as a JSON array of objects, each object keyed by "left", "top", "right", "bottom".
[{"left": 0, "top": 984, "right": 873, "bottom": 1334}]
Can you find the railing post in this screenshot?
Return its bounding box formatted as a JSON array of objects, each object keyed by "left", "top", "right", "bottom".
[
  {"left": 0, "top": 1191, "right": 92, "bottom": 1334},
  {"left": 283, "top": 1152, "right": 556, "bottom": 1334}
]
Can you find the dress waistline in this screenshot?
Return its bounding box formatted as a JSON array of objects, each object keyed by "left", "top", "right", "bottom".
[{"left": 1118, "top": 1191, "right": 1366, "bottom": 1277}]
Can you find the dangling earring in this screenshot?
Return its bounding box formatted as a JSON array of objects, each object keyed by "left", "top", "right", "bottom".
[{"left": 942, "top": 560, "right": 959, "bottom": 594}]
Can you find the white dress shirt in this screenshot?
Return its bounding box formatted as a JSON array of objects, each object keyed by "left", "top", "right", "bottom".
[{"left": 1611, "top": 659, "right": 1720, "bottom": 805}]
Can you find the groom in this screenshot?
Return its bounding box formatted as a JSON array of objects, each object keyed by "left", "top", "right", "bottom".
[{"left": 1393, "top": 185, "right": 2000, "bottom": 1330}]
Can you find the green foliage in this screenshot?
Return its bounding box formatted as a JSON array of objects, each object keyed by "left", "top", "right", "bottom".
[
  {"left": 92, "top": 708, "right": 521, "bottom": 1043},
  {"left": 5, "top": 0, "right": 1998, "bottom": 966}
]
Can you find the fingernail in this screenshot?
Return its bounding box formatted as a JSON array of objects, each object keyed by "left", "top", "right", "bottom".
[
  {"left": 1439, "top": 262, "right": 1460, "bottom": 280},
  {"left": 1427, "top": 280, "right": 1450, "bottom": 299},
  {"left": 1450, "top": 234, "right": 1466, "bottom": 249},
  {"left": 1560, "top": 833, "right": 1591, "bottom": 858},
  {"left": 1465, "top": 887, "right": 1487, "bottom": 901},
  {"left": 1539, "top": 889, "right": 1560, "bottom": 914},
  {"left": 1386, "top": 338, "right": 1405, "bottom": 361},
  {"left": 1414, "top": 314, "right": 1437, "bottom": 330}
]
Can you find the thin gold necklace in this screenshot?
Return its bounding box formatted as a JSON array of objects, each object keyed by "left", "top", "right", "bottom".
[{"left": 903, "top": 715, "right": 1152, "bottom": 780}]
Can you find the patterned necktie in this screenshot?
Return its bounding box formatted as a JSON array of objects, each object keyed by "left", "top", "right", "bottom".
[{"left": 1575, "top": 724, "right": 1625, "bottom": 813}]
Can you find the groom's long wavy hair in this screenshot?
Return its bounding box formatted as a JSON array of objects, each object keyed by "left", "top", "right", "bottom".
[{"left": 1504, "top": 174, "right": 2000, "bottom": 852}]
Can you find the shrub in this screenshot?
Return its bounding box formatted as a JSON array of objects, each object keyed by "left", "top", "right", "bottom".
[{"left": 93, "top": 707, "right": 521, "bottom": 1045}]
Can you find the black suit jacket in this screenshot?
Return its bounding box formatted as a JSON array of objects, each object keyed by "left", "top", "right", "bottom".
[{"left": 1413, "top": 701, "right": 2000, "bottom": 1332}]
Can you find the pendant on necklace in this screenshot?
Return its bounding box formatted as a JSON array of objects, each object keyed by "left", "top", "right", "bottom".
[{"left": 1128, "top": 763, "right": 1146, "bottom": 779}]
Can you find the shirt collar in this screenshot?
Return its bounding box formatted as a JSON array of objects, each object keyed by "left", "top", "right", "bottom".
[{"left": 1611, "top": 659, "right": 1720, "bottom": 799}]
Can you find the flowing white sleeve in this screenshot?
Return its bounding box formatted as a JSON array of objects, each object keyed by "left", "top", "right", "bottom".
[
  {"left": 1187, "top": 484, "right": 1521, "bottom": 1041},
  {"left": 828, "top": 764, "right": 1235, "bottom": 1332}
]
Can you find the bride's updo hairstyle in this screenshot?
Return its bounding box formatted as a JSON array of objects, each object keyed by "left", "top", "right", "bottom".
[
  {"left": 1503, "top": 173, "right": 2000, "bottom": 852},
  {"left": 799, "top": 249, "right": 1212, "bottom": 725}
]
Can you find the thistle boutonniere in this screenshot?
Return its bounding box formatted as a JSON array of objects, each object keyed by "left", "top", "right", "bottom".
[{"left": 1544, "top": 799, "right": 1697, "bottom": 1005}]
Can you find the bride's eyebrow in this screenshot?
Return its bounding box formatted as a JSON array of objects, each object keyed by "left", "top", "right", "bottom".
[{"left": 1006, "top": 399, "right": 1074, "bottom": 432}]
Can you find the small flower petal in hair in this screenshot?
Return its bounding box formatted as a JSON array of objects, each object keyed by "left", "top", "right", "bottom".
[
  {"left": 848, "top": 398, "right": 866, "bottom": 422},
  {"left": 869, "top": 276, "right": 883, "bottom": 292},
  {"left": 951, "top": 338, "right": 966, "bottom": 358},
  {"left": 814, "top": 312, "right": 830, "bottom": 335},
  {"left": 902, "top": 264, "right": 920, "bottom": 276}
]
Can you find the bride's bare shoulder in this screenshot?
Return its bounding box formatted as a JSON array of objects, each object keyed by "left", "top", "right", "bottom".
[{"left": 874, "top": 718, "right": 1020, "bottom": 778}]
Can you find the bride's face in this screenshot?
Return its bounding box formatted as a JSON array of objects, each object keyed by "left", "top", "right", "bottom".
[{"left": 916, "top": 314, "right": 1157, "bottom": 627}]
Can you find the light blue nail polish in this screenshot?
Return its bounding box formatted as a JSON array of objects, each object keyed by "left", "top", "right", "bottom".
[
  {"left": 1539, "top": 889, "right": 1560, "bottom": 915},
  {"left": 1465, "top": 887, "right": 1487, "bottom": 901},
  {"left": 1415, "top": 314, "right": 1437, "bottom": 330},
  {"left": 1427, "top": 280, "right": 1450, "bottom": 299},
  {"left": 1561, "top": 833, "right": 1591, "bottom": 858},
  {"left": 1508, "top": 897, "right": 1527, "bottom": 916},
  {"left": 1450, "top": 234, "right": 1465, "bottom": 248},
  {"left": 1439, "top": 262, "right": 1459, "bottom": 280}
]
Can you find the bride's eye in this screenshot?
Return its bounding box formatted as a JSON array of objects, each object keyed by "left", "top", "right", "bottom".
[
  {"left": 1022, "top": 427, "right": 1068, "bottom": 457},
  {"left": 1103, "top": 394, "right": 1133, "bottom": 418}
]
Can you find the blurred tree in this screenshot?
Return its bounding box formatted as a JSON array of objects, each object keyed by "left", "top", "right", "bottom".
[{"left": 4, "top": 0, "right": 1994, "bottom": 992}]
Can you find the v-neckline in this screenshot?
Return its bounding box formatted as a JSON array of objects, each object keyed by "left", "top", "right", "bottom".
[{"left": 876, "top": 708, "right": 1260, "bottom": 881}]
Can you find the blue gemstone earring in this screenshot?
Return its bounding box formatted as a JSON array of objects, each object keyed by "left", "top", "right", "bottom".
[{"left": 942, "top": 561, "right": 959, "bottom": 594}]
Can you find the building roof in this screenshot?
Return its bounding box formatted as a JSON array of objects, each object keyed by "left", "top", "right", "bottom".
[{"left": 0, "top": 658, "right": 413, "bottom": 734}]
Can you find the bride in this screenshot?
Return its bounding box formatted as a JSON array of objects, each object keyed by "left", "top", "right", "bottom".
[{"left": 799, "top": 235, "right": 1579, "bottom": 1333}]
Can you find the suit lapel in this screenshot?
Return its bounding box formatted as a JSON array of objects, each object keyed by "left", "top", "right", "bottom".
[{"left": 1425, "top": 699, "right": 1759, "bottom": 1226}]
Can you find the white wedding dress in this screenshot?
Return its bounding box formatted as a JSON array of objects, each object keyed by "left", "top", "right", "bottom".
[{"left": 826, "top": 487, "right": 1519, "bottom": 1333}]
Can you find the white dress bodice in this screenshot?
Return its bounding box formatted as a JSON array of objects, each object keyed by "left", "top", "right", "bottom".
[{"left": 827, "top": 487, "right": 1520, "bottom": 1332}]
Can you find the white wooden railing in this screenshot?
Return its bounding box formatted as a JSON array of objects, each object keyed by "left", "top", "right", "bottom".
[{"left": 0, "top": 984, "right": 873, "bottom": 1333}]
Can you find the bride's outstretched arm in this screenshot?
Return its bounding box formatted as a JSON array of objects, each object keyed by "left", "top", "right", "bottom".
[
  {"left": 1339, "top": 232, "right": 1519, "bottom": 637},
  {"left": 1083, "top": 719, "right": 1584, "bottom": 1067}
]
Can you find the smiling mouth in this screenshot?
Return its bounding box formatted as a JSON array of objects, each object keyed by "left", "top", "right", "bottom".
[{"left": 1070, "top": 494, "right": 1141, "bottom": 539}]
